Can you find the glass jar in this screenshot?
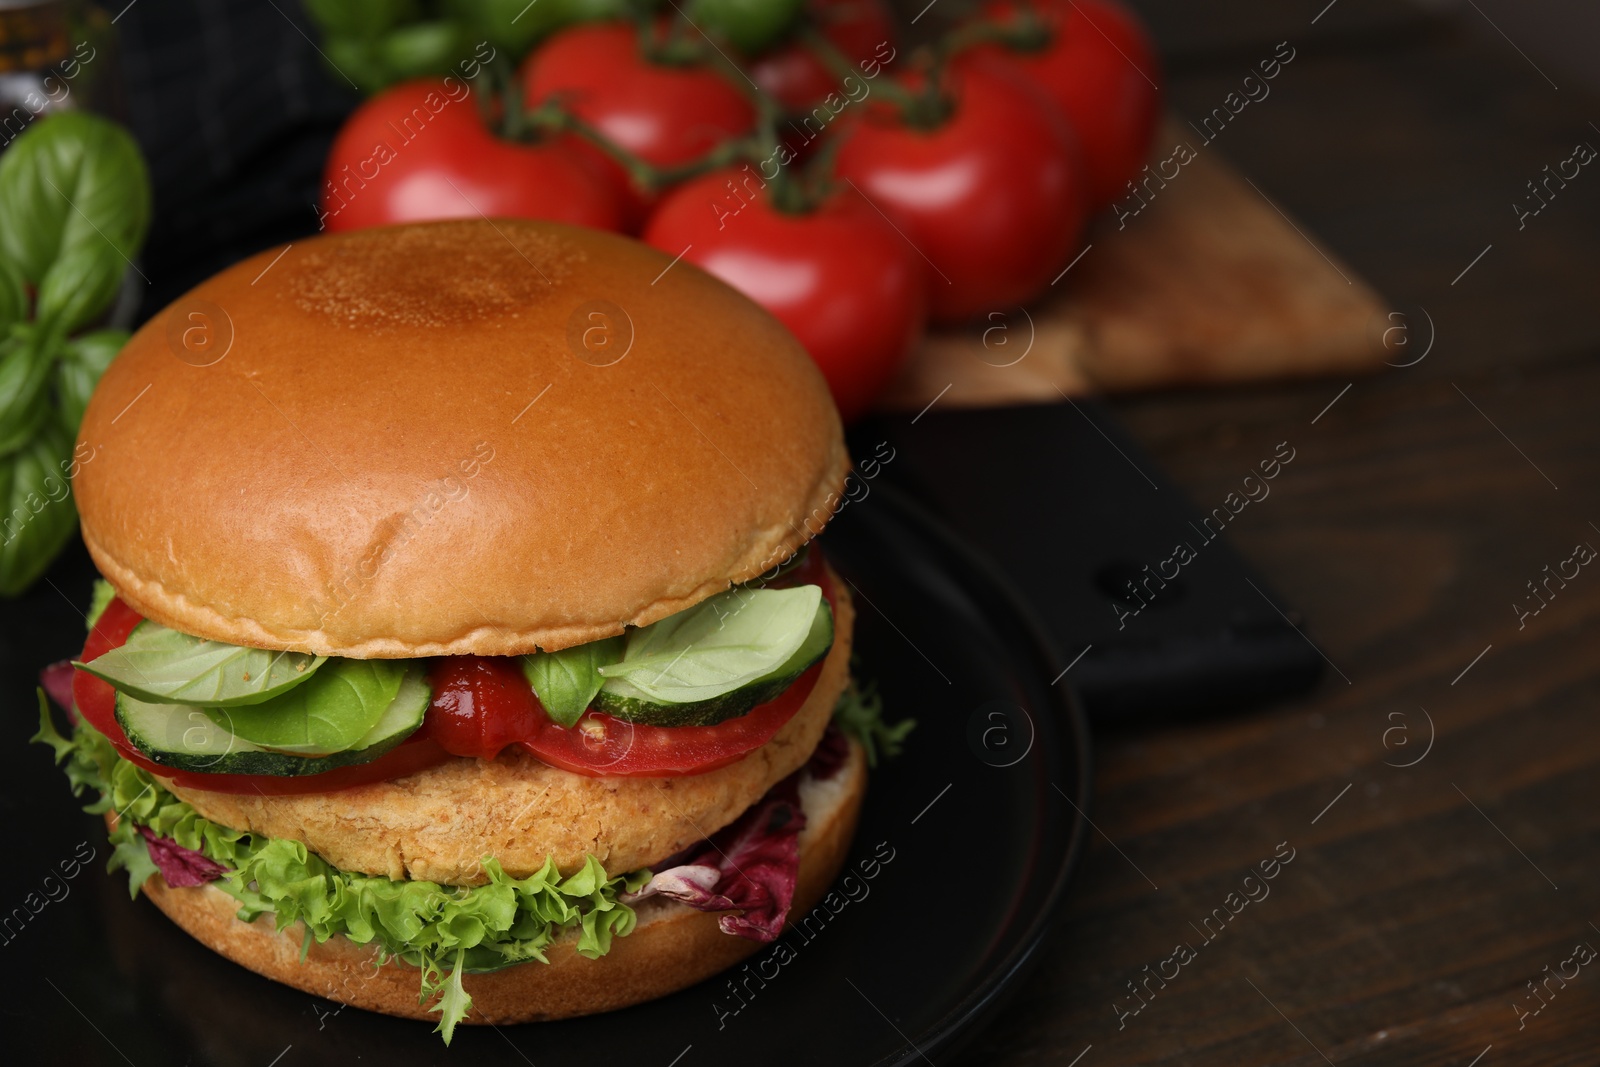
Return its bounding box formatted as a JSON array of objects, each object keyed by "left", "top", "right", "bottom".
[{"left": 0, "top": 0, "right": 117, "bottom": 152}]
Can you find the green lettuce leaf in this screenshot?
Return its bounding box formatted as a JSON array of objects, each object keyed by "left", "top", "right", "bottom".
[
  {"left": 833, "top": 679, "right": 914, "bottom": 768},
  {"left": 427, "top": 948, "right": 473, "bottom": 1044},
  {"left": 35, "top": 711, "right": 648, "bottom": 1044}
]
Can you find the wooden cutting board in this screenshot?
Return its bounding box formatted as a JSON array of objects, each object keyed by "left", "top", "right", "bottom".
[{"left": 877, "top": 119, "right": 1390, "bottom": 410}]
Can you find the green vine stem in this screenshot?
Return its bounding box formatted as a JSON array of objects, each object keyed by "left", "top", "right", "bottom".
[
  {"left": 523, "top": 97, "right": 757, "bottom": 193},
  {"left": 798, "top": 24, "right": 951, "bottom": 130},
  {"left": 936, "top": 5, "right": 1052, "bottom": 59}
]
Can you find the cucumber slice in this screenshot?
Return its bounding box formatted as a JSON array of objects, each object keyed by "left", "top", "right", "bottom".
[
  {"left": 593, "top": 599, "right": 834, "bottom": 727},
  {"left": 116, "top": 669, "right": 430, "bottom": 776}
]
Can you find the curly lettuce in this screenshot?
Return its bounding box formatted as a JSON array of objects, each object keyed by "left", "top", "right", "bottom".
[
  {"left": 33, "top": 696, "right": 646, "bottom": 1043},
  {"left": 832, "top": 678, "right": 914, "bottom": 767}
]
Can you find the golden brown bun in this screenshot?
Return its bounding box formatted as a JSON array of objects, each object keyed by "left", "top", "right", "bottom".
[
  {"left": 164, "top": 577, "right": 853, "bottom": 885},
  {"left": 75, "top": 219, "right": 848, "bottom": 657},
  {"left": 141, "top": 736, "right": 867, "bottom": 1025}
]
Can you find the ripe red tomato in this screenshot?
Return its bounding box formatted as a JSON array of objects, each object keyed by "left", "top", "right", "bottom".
[
  {"left": 961, "top": 0, "right": 1160, "bottom": 211},
  {"left": 644, "top": 169, "right": 925, "bottom": 422},
  {"left": 521, "top": 22, "right": 757, "bottom": 229},
  {"left": 319, "top": 79, "right": 624, "bottom": 233},
  {"left": 833, "top": 63, "right": 1086, "bottom": 324},
  {"left": 749, "top": 0, "right": 897, "bottom": 111}
]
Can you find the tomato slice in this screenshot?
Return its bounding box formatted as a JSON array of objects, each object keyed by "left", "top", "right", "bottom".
[
  {"left": 172, "top": 736, "right": 450, "bottom": 796},
  {"left": 71, "top": 598, "right": 450, "bottom": 795},
  {"left": 516, "top": 660, "right": 823, "bottom": 777}
]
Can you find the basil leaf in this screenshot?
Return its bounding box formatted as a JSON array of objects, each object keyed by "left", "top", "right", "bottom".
[
  {"left": 206, "top": 659, "right": 407, "bottom": 756},
  {"left": 0, "top": 256, "right": 27, "bottom": 333},
  {"left": 0, "top": 330, "right": 55, "bottom": 455},
  {"left": 86, "top": 578, "right": 115, "bottom": 630},
  {"left": 35, "top": 241, "right": 127, "bottom": 335},
  {"left": 598, "top": 584, "right": 823, "bottom": 704},
  {"left": 377, "top": 20, "right": 468, "bottom": 81},
  {"left": 302, "top": 0, "right": 419, "bottom": 38},
  {"left": 56, "top": 329, "right": 126, "bottom": 430},
  {"left": 443, "top": 0, "right": 565, "bottom": 54},
  {"left": 320, "top": 35, "right": 392, "bottom": 94},
  {"left": 522, "top": 636, "right": 623, "bottom": 727},
  {"left": 0, "top": 420, "right": 77, "bottom": 597},
  {"left": 76, "top": 621, "right": 328, "bottom": 706},
  {"left": 0, "top": 111, "right": 150, "bottom": 284}
]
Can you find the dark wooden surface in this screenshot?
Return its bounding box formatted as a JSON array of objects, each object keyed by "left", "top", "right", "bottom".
[{"left": 972, "top": 4, "right": 1600, "bottom": 1066}]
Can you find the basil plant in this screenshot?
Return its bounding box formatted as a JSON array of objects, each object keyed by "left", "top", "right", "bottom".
[{"left": 0, "top": 110, "right": 151, "bottom": 596}]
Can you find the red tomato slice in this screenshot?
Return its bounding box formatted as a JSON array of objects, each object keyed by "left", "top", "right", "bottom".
[
  {"left": 517, "top": 661, "right": 824, "bottom": 778},
  {"left": 175, "top": 737, "right": 450, "bottom": 796}
]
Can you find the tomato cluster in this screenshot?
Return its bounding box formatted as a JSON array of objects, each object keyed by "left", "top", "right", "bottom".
[{"left": 320, "top": 0, "right": 1160, "bottom": 421}]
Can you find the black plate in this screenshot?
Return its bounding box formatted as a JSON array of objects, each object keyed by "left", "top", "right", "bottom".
[{"left": 1, "top": 483, "right": 1089, "bottom": 1067}]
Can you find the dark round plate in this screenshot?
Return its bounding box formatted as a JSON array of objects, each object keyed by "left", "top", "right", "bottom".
[{"left": 2, "top": 483, "right": 1090, "bottom": 1067}]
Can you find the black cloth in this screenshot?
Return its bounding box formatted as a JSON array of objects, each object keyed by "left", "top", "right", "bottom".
[{"left": 115, "top": 0, "right": 357, "bottom": 319}]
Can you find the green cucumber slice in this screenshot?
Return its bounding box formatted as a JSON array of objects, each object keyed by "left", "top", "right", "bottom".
[
  {"left": 592, "top": 599, "right": 834, "bottom": 727},
  {"left": 115, "top": 669, "right": 430, "bottom": 776}
]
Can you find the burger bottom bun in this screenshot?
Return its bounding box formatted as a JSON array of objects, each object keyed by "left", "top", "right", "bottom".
[{"left": 139, "top": 736, "right": 867, "bottom": 1024}]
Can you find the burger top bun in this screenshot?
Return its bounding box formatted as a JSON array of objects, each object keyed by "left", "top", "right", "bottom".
[{"left": 75, "top": 219, "right": 848, "bottom": 658}]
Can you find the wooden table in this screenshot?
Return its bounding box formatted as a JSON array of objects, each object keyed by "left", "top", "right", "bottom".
[{"left": 979, "top": 3, "right": 1600, "bottom": 1064}]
